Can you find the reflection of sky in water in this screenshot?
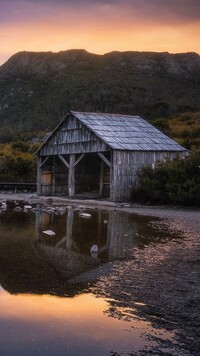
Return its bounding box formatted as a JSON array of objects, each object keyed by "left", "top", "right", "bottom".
[{"left": 0, "top": 291, "right": 148, "bottom": 355}]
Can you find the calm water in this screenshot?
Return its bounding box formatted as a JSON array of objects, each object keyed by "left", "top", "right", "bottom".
[{"left": 0, "top": 201, "right": 177, "bottom": 355}]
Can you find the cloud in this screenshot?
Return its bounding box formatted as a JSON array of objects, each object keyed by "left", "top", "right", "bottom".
[
  {"left": 0, "top": 0, "right": 200, "bottom": 26},
  {"left": 0, "top": 0, "right": 199, "bottom": 65}
]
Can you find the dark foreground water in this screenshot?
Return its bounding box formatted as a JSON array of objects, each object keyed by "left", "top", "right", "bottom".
[{"left": 0, "top": 201, "right": 181, "bottom": 355}]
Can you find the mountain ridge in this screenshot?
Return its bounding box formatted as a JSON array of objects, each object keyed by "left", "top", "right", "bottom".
[{"left": 0, "top": 49, "right": 200, "bottom": 136}]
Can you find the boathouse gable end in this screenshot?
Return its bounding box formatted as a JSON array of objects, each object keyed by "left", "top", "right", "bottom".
[
  {"left": 37, "top": 111, "right": 188, "bottom": 201},
  {"left": 39, "top": 114, "right": 109, "bottom": 156}
]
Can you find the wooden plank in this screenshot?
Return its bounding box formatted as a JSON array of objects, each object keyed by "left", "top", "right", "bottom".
[
  {"left": 37, "top": 156, "right": 42, "bottom": 195},
  {"left": 40, "top": 156, "right": 49, "bottom": 168},
  {"left": 68, "top": 154, "right": 75, "bottom": 196},
  {"left": 58, "top": 155, "right": 69, "bottom": 168},
  {"left": 73, "top": 153, "right": 85, "bottom": 168},
  {"left": 97, "top": 152, "right": 111, "bottom": 167}
]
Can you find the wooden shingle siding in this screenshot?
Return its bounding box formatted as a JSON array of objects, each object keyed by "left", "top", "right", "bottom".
[{"left": 40, "top": 115, "right": 109, "bottom": 156}]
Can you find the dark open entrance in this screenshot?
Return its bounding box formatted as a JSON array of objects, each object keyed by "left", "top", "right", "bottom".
[
  {"left": 75, "top": 152, "right": 111, "bottom": 198},
  {"left": 54, "top": 156, "right": 69, "bottom": 195},
  {"left": 39, "top": 152, "right": 111, "bottom": 198}
]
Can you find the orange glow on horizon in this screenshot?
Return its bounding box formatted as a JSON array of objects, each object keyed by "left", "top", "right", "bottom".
[
  {"left": 0, "top": 20, "right": 199, "bottom": 66},
  {"left": 0, "top": 0, "right": 199, "bottom": 65}
]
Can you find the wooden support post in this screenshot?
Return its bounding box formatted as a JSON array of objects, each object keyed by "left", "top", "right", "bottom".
[
  {"left": 37, "top": 156, "right": 42, "bottom": 195},
  {"left": 68, "top": 154, "right": 75, "bottom": 196},
  {"left": 99, "top": 160, "right": 104, "bottom": 196}
]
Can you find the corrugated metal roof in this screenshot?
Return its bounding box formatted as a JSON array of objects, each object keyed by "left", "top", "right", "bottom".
[{"left": 71, "top": 111, "right": 186, "bottom": 151}]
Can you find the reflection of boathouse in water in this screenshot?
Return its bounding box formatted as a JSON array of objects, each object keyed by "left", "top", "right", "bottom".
[{"left": 35, "top": 207, "right": 139, "bottom": 281}]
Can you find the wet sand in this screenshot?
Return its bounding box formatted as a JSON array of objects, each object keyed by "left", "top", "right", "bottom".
[
  {"left": 92, "top": 206, "right": 200, "bottom": 355},
  {"left": 0, "top": 193, "right": 200, "bottom": 355}
]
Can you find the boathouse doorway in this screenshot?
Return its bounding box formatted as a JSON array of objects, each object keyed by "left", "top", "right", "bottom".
[{"left": 74, "top": 152, "right": 111, "bottom": 198}]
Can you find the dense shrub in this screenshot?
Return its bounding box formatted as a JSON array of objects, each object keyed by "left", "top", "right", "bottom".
[
  {"left": 132, "top": 153, "right": 200, "bottom": 206},
  {"left": 0, "top": 154, "right": 36, "bottom": 182},
  {"left": 11, "top": 141, "right": 30, "bottom": 152}
]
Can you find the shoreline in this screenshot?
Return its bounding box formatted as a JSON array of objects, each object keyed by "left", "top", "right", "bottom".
[
  {"left": 0, "top": 193, "right": 200, "bottom": 354},
  {"left": 0, "top": 192, "right": 199, "bottom": 240}
]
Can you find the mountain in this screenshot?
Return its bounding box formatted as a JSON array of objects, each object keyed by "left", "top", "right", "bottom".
[{"left": 0, "top": 49, "right": 200, "bottom": 137}]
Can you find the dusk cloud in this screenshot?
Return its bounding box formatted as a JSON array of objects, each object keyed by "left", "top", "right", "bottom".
[
  {"left": 0, "top": 0, "right": 199, "bottom": 65},
  {"left": 1, "top": 0, "right": 200, "bottom": 25}
]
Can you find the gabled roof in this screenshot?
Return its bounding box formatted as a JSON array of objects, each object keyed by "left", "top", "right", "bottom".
[{"left": 71, "top": 111, "right": 186, "bottom": 151}]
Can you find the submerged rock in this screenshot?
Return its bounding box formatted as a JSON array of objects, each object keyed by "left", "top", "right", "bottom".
[
  {"left": 13, "top": 206, "right": 22, "bottom": 212},
  {"left": 24, "top": 205, "right": 32, "bottom": 209},
  {"left": 90, "top": 245, "right": 98, "bottom": 253}
]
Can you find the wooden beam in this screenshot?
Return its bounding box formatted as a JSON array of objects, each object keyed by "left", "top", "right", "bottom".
[
  {"left": 68, "top": 154, "right": 75, "bottom": 196},
  {"left": 58, "top": 155, "right": 69, "bottom": 168},
  {"left": 39, "top": 156, "right": 49, "bottom": 168},
  {"left": 73, "top": 153, "right": 85, "bottom": 168},
  {"left": 97, "top": 152, "right": 111, "bottom": 167}
]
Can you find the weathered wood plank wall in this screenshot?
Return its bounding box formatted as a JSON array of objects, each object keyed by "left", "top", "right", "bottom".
[
  {"left": 38, "top": 113, "right": 188, "bottom": 201},
  {"left": 112, "top": 150, "right": 188, "bottom": 201},
  {"left": 39, "top": 115, "right": 109, "bottom": 156}
]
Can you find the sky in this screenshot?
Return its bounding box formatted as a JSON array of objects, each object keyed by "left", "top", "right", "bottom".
[{"left": 0, "top": 0, "right": 200, "bottom": 65}]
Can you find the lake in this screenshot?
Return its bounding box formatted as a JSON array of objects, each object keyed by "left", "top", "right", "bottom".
[{"left": 0, "top": 201, "right": 182, "bottom": 355}]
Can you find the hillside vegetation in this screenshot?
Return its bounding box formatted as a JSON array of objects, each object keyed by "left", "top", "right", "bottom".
[
  {"left": 0, "top": 49, "right": 200, "bottom": 138},
  {"left": 0, "top": 142, "right": 38, "bottom": 182},
  {"left": 0, "top": 49, "right": 200, "bottom": 187},
  {"left": 152, "top": 112, "right": 200, "bottom": 152}
]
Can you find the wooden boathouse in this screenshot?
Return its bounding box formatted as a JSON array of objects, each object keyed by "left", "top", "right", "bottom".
[{"left": 37, "top": 111, "right": 187, "bottom": 201}]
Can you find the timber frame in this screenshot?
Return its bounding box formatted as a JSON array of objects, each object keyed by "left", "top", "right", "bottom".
[{"left": 37, "top": 111, "right": 188, "bottom": 201}]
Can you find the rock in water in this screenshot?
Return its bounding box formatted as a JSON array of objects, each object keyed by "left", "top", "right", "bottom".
[
  {"left": 42, "top": 230, "right": 56, "bottom": 236},
  {"left": 79, "top": 212, "right": 92, "bottom": 218},
  {"left": 90, "top": 245, "right": 98, "bottom": 253}
]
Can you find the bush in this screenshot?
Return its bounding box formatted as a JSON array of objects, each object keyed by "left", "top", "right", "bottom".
[
  {"left": 132, "top": 153, "right": 200, "bottom": 206},
  {"left": 0, "top": 154, "right": 36, "bottom": 182},
  {"left": 11, "top": 141, "right": 30, "bottom": 152}
]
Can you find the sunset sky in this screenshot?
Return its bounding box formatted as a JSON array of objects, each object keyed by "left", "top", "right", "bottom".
[{"left": 0, "top": 0, "right": 200, "bottom": 65}]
